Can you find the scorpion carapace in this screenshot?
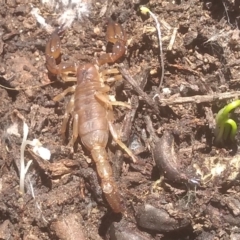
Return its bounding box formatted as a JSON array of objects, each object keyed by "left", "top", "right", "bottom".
[{"left": 46, "top": 20, "right": 137, "bottom": 213}]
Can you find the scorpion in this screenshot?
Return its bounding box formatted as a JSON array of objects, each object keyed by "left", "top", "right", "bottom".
[{"left": 45, "top": 20, "right": 137, "bottom": 213}]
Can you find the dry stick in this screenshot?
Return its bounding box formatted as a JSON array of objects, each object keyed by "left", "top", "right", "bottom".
[
  {"left": 167, "top": 27, "right": 178, "bottom": 51},
  {"left": 222, "top": 0, "right": 231, "bottom": 25},
  {"left": 157, "top": 91, "right": 240, "bottom": 106},
  {"left": 121, "top": 67, "right": 240, "bottom": 109},
  {"left": 121, "top": 70, "right": 148, "bottom": 142},
  {"left": 119, "top": 67, "right": 160, "bottom": 114},
  {"left": 0, "top": 81, "right": 53, "bottom": 91}
]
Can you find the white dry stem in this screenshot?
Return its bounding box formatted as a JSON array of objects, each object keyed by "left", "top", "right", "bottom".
[
  {"left": 140, "top": 6, "right": 165, "bottom": 90},
  {"left": 20, "top": 122, "right": 51, "bottom": 194},
  {"left": 222, "top": 0, "right": 231, "bottom": 25},
  {"left": 20, "top": 122, "right": 31, "bottom": 194}
]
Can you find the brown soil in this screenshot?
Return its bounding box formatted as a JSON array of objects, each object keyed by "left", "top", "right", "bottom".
[{"left": 1, "top": 0, "right": 240, "bottom": 239}]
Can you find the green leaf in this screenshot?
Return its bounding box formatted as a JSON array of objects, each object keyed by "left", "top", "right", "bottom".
[{"left": 215, "top": 100, "right": 240, "bottom": 143}]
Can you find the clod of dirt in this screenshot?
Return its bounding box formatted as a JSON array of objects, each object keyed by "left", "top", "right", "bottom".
[
  {"left": 183, "top": 30, "right": 198, "bottom": 47},
  {"left": 230, "top": 232, "right": 240, "bottom": 240},
  {"left": 0, "top": 220, "right": 12, "bottom": 240},
  {"left": 29, "top": 149, "right": 79, "bottom": 177},
  {"left": 223, "top": 195, "right": 240, "bottom": 216},
  {"left": 107, "top": 219, "right": 151, "bottom": 240},
  {"left": 135, "top": 204, "right": 190, "bottom": 233},
  {"left": 50, "top": 213, "right": 87, "bottom": 240},
  {"left": 193, "top": 155, "right": 240, "bottom": 186},
  {"left": 195, "top": 231, "right": 215, "bottom": 240}
]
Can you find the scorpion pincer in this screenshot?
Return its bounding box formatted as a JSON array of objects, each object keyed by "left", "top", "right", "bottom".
[{"left": 45, "top": 20, "right": 137, "bottom": 213}]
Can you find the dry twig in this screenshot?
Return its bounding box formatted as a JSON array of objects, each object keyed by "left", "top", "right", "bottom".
[
  {"left": 157, "top": 91, "right": 240, "bottom": 106},
  {"left": 121, "top": 70, "right": 148, "bottom": 142},
  {"left": 120, "top": 67, "right": 160, "bottom": 114},
  {"left": 167, "top": 27, "right": 178, "bottom": 51}
]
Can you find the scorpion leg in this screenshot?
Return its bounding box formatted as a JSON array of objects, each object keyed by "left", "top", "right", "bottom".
[
  {"left": 104, "top": 75, "right": 122, "bottom": 83},
  {"left": 101, "top": 68, "right": 122, "bottom": 83},
  {"left": 95, "top": 90, "right": 136, "bottom": 162},
  {"left": 101, "top": 68, "right": 119, "bottom": 75},
  {"left": 95, "top": 92, "right": 131, "bottom": 109},
  {"left": 53, "top": 85, "right": 76, "bottom": 102},
  {"left": 53, "top": 86, "right": 76, "bottom": 142},
  {"left": 60, "top": 94, "right": 75, "bottom": 140},
  {"left": 70, "top": 113, "right": 79, "bottom": 146},
  {"left": 46, "top": 27, "right": 77, "bottom": 77},
  {"left": 108, "top": 121, "right": 137, "bottom": 163}
]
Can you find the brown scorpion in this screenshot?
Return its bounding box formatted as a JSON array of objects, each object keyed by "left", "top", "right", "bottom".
[{"left": 45, "top": 20, "right": 137, "bottom": 213}]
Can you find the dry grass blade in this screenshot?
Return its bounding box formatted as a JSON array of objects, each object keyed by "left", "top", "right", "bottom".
[
  {"left": 140, "top": 6, "right": 164, "bottom": 90},
  {"left": 157, "top": 91, "right": 240, "bottom": 106}
]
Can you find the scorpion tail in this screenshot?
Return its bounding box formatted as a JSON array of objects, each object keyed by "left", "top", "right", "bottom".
[
  {"left": 91, "top": 147, "right": 123, "bottom": 213},
  {"left": 101, "top": 179, "right": 123, "bottom": 213}
]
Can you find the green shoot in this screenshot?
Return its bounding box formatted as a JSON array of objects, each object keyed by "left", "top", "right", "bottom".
[
  {"left": 215, "top": 100, "right": 240, "bottom": 143},
  {"left": 140, "top": 6, "right": 164, "bottom": 90}
]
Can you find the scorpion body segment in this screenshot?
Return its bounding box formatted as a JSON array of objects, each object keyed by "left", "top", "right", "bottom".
[
  {"left": 46, "top": 21, "right": 136, "bottom": 213},
  {"left": 73, "top": 63, "right": 123, "bottom": 212}
]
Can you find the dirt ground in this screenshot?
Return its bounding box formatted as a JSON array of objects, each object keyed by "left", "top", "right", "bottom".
[{"left": 1, "top": 0, "right": 240, "bottom": 239}]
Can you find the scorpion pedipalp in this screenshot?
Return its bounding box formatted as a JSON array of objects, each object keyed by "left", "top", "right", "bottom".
[
  {"left": 95, "top": 20, "right": 127, "bottom": 66},
  {"left": 45, "top": 27, "right": 77, "bottom": 79}
]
